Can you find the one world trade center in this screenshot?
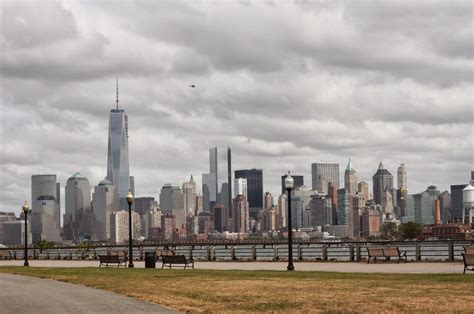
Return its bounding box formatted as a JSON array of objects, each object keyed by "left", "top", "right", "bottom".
[{"left": 106, "top": 78, "right": 130, "bottom": 209}]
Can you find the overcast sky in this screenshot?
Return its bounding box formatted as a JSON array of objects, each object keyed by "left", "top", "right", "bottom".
[{"left": 1, "top": 0, "right": 473, "bottom": 216}]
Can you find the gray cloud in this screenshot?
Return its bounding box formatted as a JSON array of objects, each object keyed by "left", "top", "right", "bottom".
[{"left": 0, "top": 0, "right": 473, "bottom": 216}]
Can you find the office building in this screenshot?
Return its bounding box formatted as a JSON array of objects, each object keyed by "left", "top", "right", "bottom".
[
  {"left": 134, "top": 197, "right": 157, "bottom": 216},
  {"left": 281, "top": 174, "right": 304, "bottom": 194},
  {"left": 106, "top": 82, "right": 130, "bottom": 209},
  {"left": 91, "top": 179, "right": 119, "bottom": 241},
  {"left": 0, "top": 212, "right": 16, "bottom": 243},
  {"left": 31, "top": 175, "right": 61, "bottom": 243},
  {"left": 291, "top": 186, "right": 315, "bottom": 229},
  {"left": 311, "top": 162, "right": 339, "bottom": 193},
  {"left": 235, "top": 168, "right": 263, "bottom": 219},
  {"left": 233, "top": 194, "right": 249, "bottom": 233},
  {"left": 64, "top": 172, "right": 92, "bottom": 241},
  {"left": 361, "top": 208, "right": 381, "bottom": 239},
  {"left": 3, "top": 221, "right": 32, "bottom": 246},
  {"left": 358, "top": 182, "right": 369, "bottom": 204},
  {"left": 264, "top": 192, "right": 273, "bottom": 210},
  {"left": 397, "top": 163, "right": 407, "bottom": 190},
  {"left": 451, "top": 184, "right": 467, "bottom": 221},
  {"left": 438, "top": 191, "right": 451, "bottom": 223},
  {"left": 234, "top": 178, "right": 248, "bottom": 199},
  {"left": 161, "top": 213, "right": 177, "bottom": 240},
  {"left": 337, "top": 188, "right": 353, "bottom": 226},
  {"left": 159, "top": 184, "right": 184, "bottom": 228},
  {"left": 402, "top": 189, "right": 437, "bottom": 225},
  {"left": 203, "top": 147, "right": 232, "bottom": 214},
  {"left": 328, "top": 182, "right": 338, "bottom": 225},
  {"left": 308, "top": 193, "right": 332, "bottom": 227},
  {"left": 372, "top": 162, "right": 393, "bottom": 206},
  {"left": 277, "top": 193, "right": 287, "bottom": 228},
  {"left": 143, "top": 208, "right": 162, "bottom": 239},
  {"left": 110, "top": 210, "right": 140, "bottom": 244},
  {"left": 194, "top": 195, "right": 203, "bottom": 215},
  {"left": 344, "top": 159, "right": 357, "bottom": 195},
  {"left": 182, "top": 175, "right": 197, "bottom": 216},
  {"left": 211, "top": 204, "right": 227, "bottom": 232}
]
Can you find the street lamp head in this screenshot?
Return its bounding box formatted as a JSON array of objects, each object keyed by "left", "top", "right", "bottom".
[
  {"left": 284, "top": 171, "right": 294, "bottom": 190},
  {"left": 22, "top": 201, "right": 29, "bottom": 214},
  {"left": 126, "top": 190, "right": 134, "bottom": 205}
]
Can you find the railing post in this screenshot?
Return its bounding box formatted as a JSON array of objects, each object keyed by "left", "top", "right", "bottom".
[
  {"left": 448, "top": 241, "right": 454, "bottom": 261},
  {"left": 69, "top": 249, "right": 72, "bottom": 260},
  {"left": 349, "top": 244, "right": 354, "bottom": 262},
  {"left": 207, "top": 246, "right": 212, "bottom": 261},
  {"left": 252, "top": 245, "right": 257, "bottom": 261},
  {"left": 212, "top": 246, "right": 216, "bottom": 260},
  {"left": 139, "top": 247, "right": 144, "bottom": 260},
  {"left": 355, "top": 244, "right": 361, "bottom": 262},
  {"left": 416, "top": 243, "right": 421, "bottom": 261},
  {"left": 189, "top": 246, "right": 193, "bottom": 260},
  {"left": 297, "top": 244, "right": 303, "bottom": 261},
  {"left": 231, "top": 246, "right": 236, "bottom": 260},
  {"left": 323, "top": 244, "right": 328, "bottom": 261}
]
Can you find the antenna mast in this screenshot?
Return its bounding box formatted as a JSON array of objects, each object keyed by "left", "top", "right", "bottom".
[{"left": 116, "top": 76, "right": 119, "bottom": 110}]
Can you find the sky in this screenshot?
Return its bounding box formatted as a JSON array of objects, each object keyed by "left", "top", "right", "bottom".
[{"left": 1, "top": 0, "right": 473, "bottom": 216}]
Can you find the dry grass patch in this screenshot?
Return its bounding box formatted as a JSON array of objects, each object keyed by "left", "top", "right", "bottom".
[{"left": 1, "top": 267, "right": 473, "bottom": 313}]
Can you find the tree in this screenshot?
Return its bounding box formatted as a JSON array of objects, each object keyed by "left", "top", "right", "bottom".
[
  {"left": 399, "top": 222, "right": 422, "bottom": 240},
  {"left": 380, "top": 222, "right": 401, "bottom": 240}
]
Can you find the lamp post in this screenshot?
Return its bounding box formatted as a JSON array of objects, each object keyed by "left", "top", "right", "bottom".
[
  {"left": 22, "top": 201, "right": 29, "bottom": 267},
  {"left": 126, "top": 190, "right": 134, "bottom": 268},
  {"left": 285, "top": 172, "right": 294, "bottom": 271}
]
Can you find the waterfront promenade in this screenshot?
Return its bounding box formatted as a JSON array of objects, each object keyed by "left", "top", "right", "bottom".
[{"left": 0, "top": 260, "right": 468, "bottom": 274}]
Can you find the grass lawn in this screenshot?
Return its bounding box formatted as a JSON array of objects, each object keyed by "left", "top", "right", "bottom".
[{"left": 1, "top": 267, "right": 473, "bottom": 313}]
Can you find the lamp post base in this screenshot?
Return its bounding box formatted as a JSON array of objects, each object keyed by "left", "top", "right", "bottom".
[
  {"left": 287, "top": 264, "right": 294, "bottom": 271},
  {"left": 24, "top": 261, "right": 29, "bottom": 267},
  {"left": 128, "top": 263, "right": 134, "bottom": 268}
]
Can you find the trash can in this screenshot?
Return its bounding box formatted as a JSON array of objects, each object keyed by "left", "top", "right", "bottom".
[{"left": 144, "top": 251, "right": 156, "bottom": 268}]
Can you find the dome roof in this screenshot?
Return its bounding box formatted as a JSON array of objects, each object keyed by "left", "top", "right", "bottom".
[
  {"left": 463, "top": 184, "right": 474, "bottom": 191},
  {"left": 68, "top": 172, "right": 87, "bottom": 180},
  {"left": 98, "top": 178, "right": 113, "bottom": 186}
]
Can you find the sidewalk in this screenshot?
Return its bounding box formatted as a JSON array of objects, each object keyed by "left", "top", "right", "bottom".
[{"left": 0, "top": 260, "right": 468, "bottom": 274}]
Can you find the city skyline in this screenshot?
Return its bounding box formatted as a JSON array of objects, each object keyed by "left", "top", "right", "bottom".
[{"left": 1, "top": 1, "right": 472, "bottom": 215}]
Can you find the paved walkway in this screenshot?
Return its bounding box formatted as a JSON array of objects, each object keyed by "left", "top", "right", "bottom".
[
  {"left": 0, "top": 273, "right": 179, "bottom": 314},
  {"left": 0, "top": 260, "right": 469, "bottom": 274}
]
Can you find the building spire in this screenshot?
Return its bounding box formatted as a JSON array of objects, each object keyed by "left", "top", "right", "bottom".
[{"left": 116, "top": 76, "right": 119, "bottom": 110}]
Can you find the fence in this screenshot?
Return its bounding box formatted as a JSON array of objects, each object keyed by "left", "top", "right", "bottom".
[{"left": 1, "top": 240, "right": 472, "bottom": 262}]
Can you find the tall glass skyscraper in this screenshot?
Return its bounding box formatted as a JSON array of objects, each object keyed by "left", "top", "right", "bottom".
[
  {"left": 235, "top": 168, "right": 263, "bottom": 220},
  {"left": 202, "top": 147, "right": 232, "bottom": 214},
  {"left": 106, "top": 81, "right": 130, "bottom": 208}
]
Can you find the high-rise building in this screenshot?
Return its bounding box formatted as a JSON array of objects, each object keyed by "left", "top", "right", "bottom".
[
  {"left": 159, "top": 184, "right": 184, "bottom": 228},
  {"left": 235, "top": 169, "right": 263, "bottom": 220},
  {"left": 143, "top": 208, "right": 162, "bottom": 239},
  {"left": 281, "top": 174, "right": 304, "bottom": 194},
  {"left": 358, "top": 182, "right": 369, "bottom": 204},
  {"left": 311, "top": 162, "right": 339, "bottom": 193},
  {"left": 233, "top": 194, "right": 249, "bottom": 233},
  {"left": 337, "top": 188, "right": 353, "bottom": 226},
  {"left": 277, "top": 193, "right": 287, "bottom": 228},
  {"left": 291, "top": 186, "right": 315, "bottom": 229},
  {"left": 264, "top": 192, "right": 273, "bottom": 210},
  {"left": 106, "top": 81, "right": 130, "bottom": 209},
  {"left": 31, "top": 175, "right": 61, "bottom": 243},
  {"left": 328, "top": 182, "right": 338, "bottom": 225},
  {"left": 361, "top": 208, "right": 381, "bottom": 239},
  {"left": 0, "top": 212, "right": 16, "bottom": 244},
  {"left": 372, "top": 162, "right": 393, "bottom": 206},
  {"left": 450, "top": 184, "right": 467, "bottom": 221},
  {"left": 402, "top": 189, "right": 437, "bottom": 225},
  {"left": 438, "top": 191, "right": 451, "bottom": 223},
  {"left": 134, "top": 197, "right": 157, "bottom": 216},
  {"left": 3, "top": 221, "right": 32, "bottom": 246},
  {"left": 344, "top": 159, "right": 357, "bottom": 195},
  {"left": 211, "top": 204, "right": 227, "bottom": 232},
  {"left": 64, "top": 172, "right": 92, "bottom": 241},
  {"left": 182, "top": 175, "right": 197, "bottom": 216},
  {"left": 308, "top": 193, "right": 332, "bottom": 227},
  {"left": 234, "top": 178, "right": 248, "bottom": 199},
  {"left": 194, "top": 195, "right": 203, "bottom": 216},
  {"left": 397, "top": 163, "right": 407, "bottom": 190},
  {"left": 203, "top": 147, "right": 232, "bottom": 214},
  {"left": 91, "top": 179, "right": 119, "bottom": 241},
  {"left": 110, "top": 209, "right": 140, "bottom": 244}
]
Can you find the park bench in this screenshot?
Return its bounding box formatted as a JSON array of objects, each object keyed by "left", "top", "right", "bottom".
[
  {"left": 464, "top": 246, "right": 474, "bottom": 254},
  {"left": 461, "top": 253, "right": 474, "bottom": 274},
  {"left": 0, "top": 250, "right": 11, "bottom": 260},
  {"left": 367, "top": 247, "right": 385, "bottom": 263},
  {"left": 161, "top": 254, "right": 194, "bottom": 269},
  {"left": 367, "top": 247, "right": 406, "bottom": 263},
  {"left": 155, "top": 248, "right": 174, "bottom": 261},
  {"left": 99, "top": 251, "right": 127, "bottom": 268}
]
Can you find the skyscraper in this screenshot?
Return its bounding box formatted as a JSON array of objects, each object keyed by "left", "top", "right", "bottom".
[
  {"left": 234, "top": 178, "right": 248, "bottom": 199},
  {"left": 31, "top": 175, "right": 61, "bottom": 243},
  {"left": 311, "top": 162, "right": 339, "bottom": 193},
  {"left": 203, "top": 147, "right": 232, "bottom": 214},
  {"left": 372, "top": 162, "right": 394, "bottom": 206},
  {"left": 64, "top": 172, "right": 92, "bottom": 241},
  {"left": 397, "top": 163, "right": 407, "bottom": 190},
  {"left": 233, "top": 194, "right": 249, "bottom": 233},
  {"left": 106, "top": 79, "right": 130, "bottom": 209},
  {"left": 344, "top": 159, "right": 357, "bottom": 195},
  {"left": 235, "top": 168, "right": 263, "bottom": 220},
  {"left": 182, "top": 175, "right": 197, "bottom": 216},
  {"left": 451, "top": 184, "right": 467, "bottom": 221},
  {"left": 91, "top": 178, "right": 119, "bottom": 241},
  {"left": 358, "top": 182, "right": 369, "bottom": 204},
  {"left": 281, "top": 174, "right": 303, "bottom": 194}
]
